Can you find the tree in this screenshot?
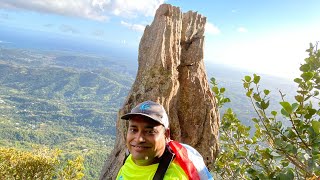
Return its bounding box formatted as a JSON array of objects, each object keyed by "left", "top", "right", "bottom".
[
  {"left": 0, "top": 147, "right": 84, "bottom": 179},
  {"left": 212, "top": 43, "right": 320, "bottom": 179},
  {"left": 59, "top": 156, "right": 84, "bottom": 180}
]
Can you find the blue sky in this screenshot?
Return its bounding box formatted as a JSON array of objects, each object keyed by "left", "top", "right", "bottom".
[{"left": 0, "top": 0, "right": 320, "bottom": 79}]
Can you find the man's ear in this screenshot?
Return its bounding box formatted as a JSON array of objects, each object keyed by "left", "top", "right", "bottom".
[{"left": 165, "top": 128, "right": 171, "bottom": 142}]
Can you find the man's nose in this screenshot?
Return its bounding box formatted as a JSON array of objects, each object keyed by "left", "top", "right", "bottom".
[{"left": 136, "top": 132, "right": 145, "bottom": 142}]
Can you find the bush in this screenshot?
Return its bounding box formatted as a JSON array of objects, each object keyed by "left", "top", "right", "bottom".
[
  {"left": 0, "top": 147, "right": 84, "bottom": 180},
  {"left": 212, "top": 43, "right": 320, "bottom": 179}
]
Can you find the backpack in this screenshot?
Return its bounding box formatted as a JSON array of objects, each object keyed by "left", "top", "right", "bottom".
[{"left": 166, "top": 141, "right": 213, "bottom": 180}]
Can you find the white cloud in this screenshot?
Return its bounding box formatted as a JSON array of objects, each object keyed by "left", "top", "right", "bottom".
[
  {"left": 205, "top": 22, "right": 220, "bottom": 35},
  {"left": 108, "top": 0, "right": 164, "bottom": 17},
  {"left": 121, "top": 20, "right": 145, "bottom": 32},
  {"left": 237, "top": 27, "right": 248, "bottom": 33},
  {"left": 0, "top": 0, "right": 164, "bottom": 21}
]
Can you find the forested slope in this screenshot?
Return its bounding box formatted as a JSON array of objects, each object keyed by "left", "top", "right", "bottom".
[{"left": 0, "top": 47, "right": 134, "bottom": 179}]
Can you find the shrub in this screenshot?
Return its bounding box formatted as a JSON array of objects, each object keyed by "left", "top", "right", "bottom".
[{"left": 212, "top": 43, "right": 320, "bottom": 179}]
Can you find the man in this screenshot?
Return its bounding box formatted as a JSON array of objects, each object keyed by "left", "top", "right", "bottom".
[{"left": 116, "top": 100, "right": 213, "bottom": 180}]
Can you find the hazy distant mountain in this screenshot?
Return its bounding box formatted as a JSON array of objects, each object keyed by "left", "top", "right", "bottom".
[
  {"left": 0, "top": 25, "right": 138, "bottom": 68},
  {"left": 206, "top": 61, "right": 297, "bottom": 128}
]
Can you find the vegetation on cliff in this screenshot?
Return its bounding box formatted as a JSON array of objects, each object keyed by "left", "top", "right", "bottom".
[{"left": 212, "top": 43, "right": 320, "bottom": 179}]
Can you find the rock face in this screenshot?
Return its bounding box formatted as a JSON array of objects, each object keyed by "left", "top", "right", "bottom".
[{"left": 100, "top": 4, "right": 219, "bottom": 180}]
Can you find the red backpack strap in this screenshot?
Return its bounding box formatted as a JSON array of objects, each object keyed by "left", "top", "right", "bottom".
[{"left": 168, "top": 141, "right": 200, "bottom": 180}]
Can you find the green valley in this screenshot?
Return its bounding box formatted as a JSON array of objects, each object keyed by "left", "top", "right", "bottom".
[{"left": 0, "top": 47, "right": 134, "bottom": 179}]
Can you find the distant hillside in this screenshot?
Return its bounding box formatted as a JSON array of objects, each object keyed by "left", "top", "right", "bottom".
[{"left": 0, "top": 47, "right": 134, "bottom": 179}]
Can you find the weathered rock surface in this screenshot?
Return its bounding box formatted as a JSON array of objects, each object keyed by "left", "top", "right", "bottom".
[{"left": 100, "top": 4, "right": 219, "bottom": 180}]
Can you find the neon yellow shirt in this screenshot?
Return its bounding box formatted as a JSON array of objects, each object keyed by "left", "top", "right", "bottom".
[{"left": 116, "top": 155, "right": 188, "bottom": 180}]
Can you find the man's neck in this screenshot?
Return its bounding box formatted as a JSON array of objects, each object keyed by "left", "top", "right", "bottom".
[{"left": 132, "top": 156, "right": 161, "bottom": 166}]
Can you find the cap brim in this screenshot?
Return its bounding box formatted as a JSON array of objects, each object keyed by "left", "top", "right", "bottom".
[{"left": 121, "top": 113, "right": 163, "bottom": 126}]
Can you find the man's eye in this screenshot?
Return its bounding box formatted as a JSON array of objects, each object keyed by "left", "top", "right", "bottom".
[
  {"left": 146, "top": 130, "right": 157, "bottom": 134},
  {"left": 129, "top": 129, "right": 137, "bottom": 133}
]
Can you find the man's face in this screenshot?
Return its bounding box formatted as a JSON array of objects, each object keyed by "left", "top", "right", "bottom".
[{"left": 126, "top": 115, "right": 169, "bottom": 166}]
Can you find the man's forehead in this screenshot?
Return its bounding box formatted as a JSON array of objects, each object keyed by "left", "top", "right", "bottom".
[{"left": 129, "top": 116, "right": 162, "bottom": 127}]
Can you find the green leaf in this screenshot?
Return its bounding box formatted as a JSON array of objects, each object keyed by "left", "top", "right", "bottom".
[
  {"left": 243, "top": 82, "right": 250, "bottom": 89},
  {"left": 280, "top": 102, "right": 292, "bottom": 114},
  {"left": 291, "top": 103, "right": 299, "bottom": 112},
  {"left": 281, "top": 108, "right": 289, "bottom": 117},
  {"left": 210, "top": 77, "right": 216, "bottom": 85},
  {"left": 285, "top": 144, "right": 294, "bottom": 153},
  {"left": 238, "top": 150, "right": 247, "bottom": 157},
  {"left": 258, "top": 109, "right": 266, "bottom": 117},
  {"left": 309, "top": 108, "right": 317, "bottom": 116},
  {"left": 271, "top": 111, "right": 277, "bottom": 116},
  {"left": 246, "top": 89, "right": 253, "bottom": 97},
  {"left": 299, "top": 64, "right": 310, "bottom": 72},
  {"left": 275, "top": 169, "right": 294, "bottom": 180},
  {"left": 297, "top": 90, "right": 308, "bottom": 95},
  {"left": 245, "top": 139, "right": 253, "bottom": 144},
  {"left": 261, "top": 100, "right": 269, "bottom": 110},
  {"left": 276, "top": 121, "right": 282, "bottom": 129},
  {"left": 264, "top": 89, "right": 270, "bottom": 95},
  {"left": 311, "top": 121, "right": 320, "bottom": 135},
  {"left": 252, "top": 118, "right": 259, "bottom": 123},
  {"left": 287, "top": 129, "right": 297, "bottom": 138},
  {"left": 244, "top": 76, "right": 251, "bottom": 82},
  {"left": 252, "top": 136, "right": 257, "bottom": 143},
  {"left": 281, "top": 161, "right": 289, "bottom": 167},
  {"left": 294, "top": 95, "right": 304, "bottom": 102},
  {"left": 305, "top": 109, "right": 317, "bottom": 119},
  {"left": 247, "top": 167, "right": 257, "bottom": 175},
  {"left": 212, "top": 87, "right": 219, "bottom": 94},
  {"left": 253, "top": 74, "right": 260, "bottom": 84},
  {"left": 255, "top": 102, "right": 262, "bottom": 109},
  {"left": 253, "top": 93, "right": 261, "bottom": 102},
  {"left": 261, "top": 148, "right": 273, "bottom": 160},
  {"left": 294, "top": 78, "right": 302, "bottom": 83},
  {"left": 220, "top": 87, "right": 225, "bottom": 93},
  {"left": 301, "top": 72, "right": 314, "bottom": 81},
  {"left": 275, "top": 138, "right": 285, "bottom": 147},
  {"left": 222, "top": 98, "right": 231, "bottom": 103}
]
